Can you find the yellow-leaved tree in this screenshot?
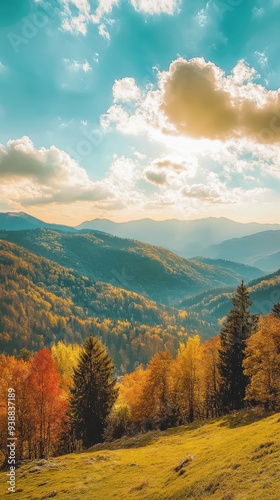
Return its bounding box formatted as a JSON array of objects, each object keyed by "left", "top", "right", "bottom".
[
  {"left": 244, "top": 315, "right": 280, "bottom": 410},
  {"left": 173, "top": 335, "right": 202, "bottom": 423},
  {"left": 51, "top": 341, "right": 81, "bottom": 391}
]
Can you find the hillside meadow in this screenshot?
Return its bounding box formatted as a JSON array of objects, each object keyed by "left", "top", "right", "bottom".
[{"left": 1, "top": 410, "right": 279, "bottom": 500}]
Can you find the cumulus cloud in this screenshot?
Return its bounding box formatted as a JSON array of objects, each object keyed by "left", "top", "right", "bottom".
[
  {"left": 0, "top": 136, "right": 270, "bottom": 222},
  {"left": 160, "top": 57, "right": 280, "bottom": 143},
  {"left": 144, "top": 155, "right": 197, "bottom": 186},
  {"left": 145, "top": 169, "right": 167, "bottom": 185},
  {"left": 113, "top": 78, "right": 141, "bottom": 103},
  {"left": 104, "top": 57, "right": 280, "bottom": 144},
  {"left": 0, "top": 137, "right": 112, "bottom": 206}
]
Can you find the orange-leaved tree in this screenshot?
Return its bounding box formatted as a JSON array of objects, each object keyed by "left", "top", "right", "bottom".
[{"left": 28, "top": 348, "right": 68, "bottom": 458}]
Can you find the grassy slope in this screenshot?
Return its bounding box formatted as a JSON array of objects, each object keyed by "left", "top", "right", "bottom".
[{"left": 2, "top": 411, "right": 279, "bottom": 500}]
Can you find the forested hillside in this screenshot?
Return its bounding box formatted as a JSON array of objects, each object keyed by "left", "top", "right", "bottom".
[
  {"left": 0, "top": 229, "right": 262, "bottom": 304},
  {"left": 190, "top": 257, "right": 263, "bottom": 281},
  {"left": 0, "top": 211, "right": 74, "bottom": 232},
  {"left": 0, "top": 240, "right": 213, "bottom": 371},
  {"left": 179, "top": 268, "right": 280, "bottom": 326}
]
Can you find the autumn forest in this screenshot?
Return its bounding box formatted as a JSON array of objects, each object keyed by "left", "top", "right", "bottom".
[{"left": 0, "top": 228, "right": 280, "bottom": 466}]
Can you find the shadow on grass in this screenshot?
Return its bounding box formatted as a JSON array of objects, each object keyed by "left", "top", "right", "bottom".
[
  {"left": 86, "top": 409, "right": 273, "bottom": 454},
  {"left": 86, "top": 419, "right": 220, "bottom": 453},
  {"left": 86, "top": 431, "right": 162, "bottom": 453},
  {"left": 218, "top": 409, "right": 269, "bottom": 429}
]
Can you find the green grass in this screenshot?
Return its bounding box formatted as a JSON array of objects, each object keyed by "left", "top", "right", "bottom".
[{"left": 1, "top": 410, "right": 280, "bottom": 499}]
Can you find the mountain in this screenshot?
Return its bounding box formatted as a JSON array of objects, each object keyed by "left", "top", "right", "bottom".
[
  {"left": 0, "top": 229, "right": 263, "bottom": 305},
  {"left": 2, "top": 212, "right": 280, "bottom": 262},
  {"left": 179, "top": 268, "right": 280, "bottom": 328},
  {"left": 203, "top": 230, "right": 280, "bottom": 272},
  {"left": 76, "top": 217, "right": 280, "bottom": 257},
  {"left": 0, "top": 240, "right": 211, "bottom": 371},
  {"left": 0, "top": 211, "right": 74, "bottom": 232},
  {"left": 189, "top": 257, "right": 263, "bottom": 282}
]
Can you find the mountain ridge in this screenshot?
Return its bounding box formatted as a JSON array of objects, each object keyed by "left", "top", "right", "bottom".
[
  {"left": 1, "top": 212, "right": 280, "bottom": 259},
  {"left": 0, "top": 211, "right": 75, "bottom": 233},
  {"left": 0, "top": 239, "right": 209, "bottom": 370},
  {"left": 0, "top": 228, "right": 264, "bottom": 305},
  {"left": 76, "top": 216, "right": 280, "bottom": 258},
  {"left": 203, "top": 230, "right": 280, "bottom": 272}
]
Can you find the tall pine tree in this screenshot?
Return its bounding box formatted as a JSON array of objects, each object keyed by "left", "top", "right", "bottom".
[
  {"left": 272, "top": 302, "right": 280, "bottom": 318},
  {"left": 69, "top": 335, "right": 118, "bottom": 448},
  {"left": 218, "top": 281, "right": 257, "bottom": 413}
]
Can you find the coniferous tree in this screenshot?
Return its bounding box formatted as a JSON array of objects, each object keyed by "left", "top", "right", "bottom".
[
  {"left": 218, "top": 281, "right": 257, "bottom": 413},
  {"left": 69, "top": 335, "right": 118, "bottom": 448},
  {"left": 272, "top": 302, "right": 280, "bottom": 318}
]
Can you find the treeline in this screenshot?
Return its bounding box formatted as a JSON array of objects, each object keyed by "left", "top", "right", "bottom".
[{"left": 0, "top": 284, "right": 280, "bottom": 464}]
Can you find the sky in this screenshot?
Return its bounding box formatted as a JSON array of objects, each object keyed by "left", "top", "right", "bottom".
[{"left": 0, "top": 0, "right": 280, "bottom": 226}]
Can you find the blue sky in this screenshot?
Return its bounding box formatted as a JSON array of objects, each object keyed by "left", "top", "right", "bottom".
[{"left": 0, "top": 0, "right": 280, "bottom": 225}]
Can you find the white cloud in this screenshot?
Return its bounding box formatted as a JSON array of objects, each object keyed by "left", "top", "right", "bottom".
[
  {"left": 113, "top": 78, "right": 141, "bottom": 102},
  {"left": 144, "top": 155, "right": 197, "bottom": 186},
  {"left": 61, "top": 0, "right": 91, "bottom": 35},
  {"left": 60, "top": 0, "right": 180, "bottom": 36},
  {"left": 94, "top": 0, "right": 120, "bottom": 22},
  {"left": 196, "top": 8, "right": 207, "bottom": 27},
  {"left": 130, "top": 0, "right": 181, "bottom": 15},
  {"left": 103, "top": 57, "right": 280, "bottom": 144},
  {"left": 255, "top": 51, "right": 268, "bottom": 69},
  {"left": 98, "top": 23, "right": 110, "bottom": 40},
  {"left": 63, "top": 58, "right": 92, "bottom": 72},
  {"left": 0, "top": 136, "right": 272, "bottom": 223},
  {"left": 0, "top": 137, "right": 112, "bottom": 207},
  {"left": 106, "top": 155, "right": 140, "bottom": 189}
]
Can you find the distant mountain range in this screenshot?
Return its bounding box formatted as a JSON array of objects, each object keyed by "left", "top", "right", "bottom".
[
  {"left": 1, "top": 212, "right": 279, "bottom": 273},
  {"left": 1, "top": 212, "right": 280, "bottom": 257},
  {"left": 203, "top": 230, "right": 280, "bottom": 272},
  {"left": 0, "top": 229, "right": 264, "bottom": 305},
  {"left": 77, "top": 216, "right": 280, "bottom": 258}
]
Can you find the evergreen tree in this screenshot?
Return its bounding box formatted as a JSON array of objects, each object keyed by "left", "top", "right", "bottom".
[
  {"left": 218, "top": 282, "right": 257, "bottom": 413},
  {"left": 69, "top": 335, "right": 118, "bottom": 448},
  {"left": 272, "top": 301, "right": 280, "bottom": 318}
]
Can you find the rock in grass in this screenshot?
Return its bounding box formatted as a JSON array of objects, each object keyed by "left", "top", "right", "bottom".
[
  {"left": 41, "top": 491, "right": 57, "bottom": 499},
  {"left": 174, "top": 455, "right": 195, "bottom": 472},
  {"left": 28, "top": 467, "right": 41, "bottom": 473}
]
